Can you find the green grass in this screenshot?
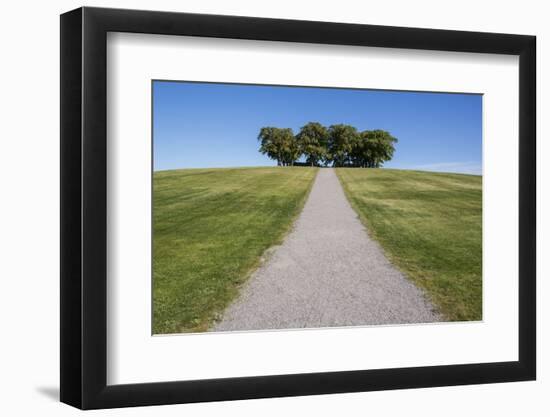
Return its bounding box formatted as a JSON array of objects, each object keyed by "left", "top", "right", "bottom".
[
  {"left": 153, "top": 167, "right": 317, "bottom": 334},
  {"left": 336, "top": 168, "right": 482, "bottom": 321}
]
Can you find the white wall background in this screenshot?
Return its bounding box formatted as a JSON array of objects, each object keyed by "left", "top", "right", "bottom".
[{"left": 0, "top": 0, "right": 545, "bottom": 415}]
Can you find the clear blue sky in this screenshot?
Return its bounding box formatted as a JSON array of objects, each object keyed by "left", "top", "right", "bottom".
[{"left": 153, "top": 81, "right": 482, "bottom": 174}]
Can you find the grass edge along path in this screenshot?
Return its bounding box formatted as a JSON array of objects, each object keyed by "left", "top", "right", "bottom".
[
  {"left": 153, "top": 167, "right": 318, "bottom": 334},
  {"left": 336, "top": 168, "right": 482, "bottom": 322}
]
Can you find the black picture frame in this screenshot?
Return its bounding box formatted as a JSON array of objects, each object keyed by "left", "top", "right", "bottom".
[{"left": 60, "top": 6, "right": 536, "bottom": 410}]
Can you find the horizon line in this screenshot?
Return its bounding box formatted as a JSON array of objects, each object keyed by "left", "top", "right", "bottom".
[{"left": 153, "top": 166, "right": 482, "bottom": 176}]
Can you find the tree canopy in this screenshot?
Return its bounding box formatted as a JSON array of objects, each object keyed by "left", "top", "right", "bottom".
[
  {"left": 296, "top": 122, "right": 329, "bottom": 167},
  {"left": 259, "top": 122, "right": 397, "bottom": 168},
  {"left": 258, "top": 127, "right": 300, "bottom": 166},
  {"left": 351, "top": 129, "right": 398, "bottom": 168},
  {"left": 327, "top": 124, "right": 360, "bottom": 167}
]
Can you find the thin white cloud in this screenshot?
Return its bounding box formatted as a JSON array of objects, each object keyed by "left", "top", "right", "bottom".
[{"left": 410, "top": 161, "right": 482, "bottom": 175}]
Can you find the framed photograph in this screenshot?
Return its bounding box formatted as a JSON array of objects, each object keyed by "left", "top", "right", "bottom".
[{"left": 60, "top": 6, "right": 536, "bottom": 409}]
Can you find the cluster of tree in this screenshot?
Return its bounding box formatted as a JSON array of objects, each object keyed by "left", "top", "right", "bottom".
[{"left": 258, "top": 122, "right": 398, "bottom": 167}]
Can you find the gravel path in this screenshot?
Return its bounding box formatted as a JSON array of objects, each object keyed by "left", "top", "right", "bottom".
[{"left": 213, "top": 168, "right": 440, "bottom": 332}]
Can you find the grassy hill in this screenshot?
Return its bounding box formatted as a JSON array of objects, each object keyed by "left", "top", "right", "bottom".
[
  {"left": 153, "top": 167, "right": 317, "bottom": 334},
  {"left": 336, "top": 168, "right": 482, "bottom": 322}
]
